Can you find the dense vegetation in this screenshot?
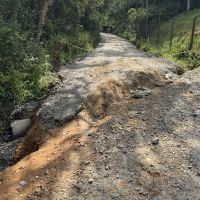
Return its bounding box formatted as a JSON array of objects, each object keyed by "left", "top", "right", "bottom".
[
  {"left": 139, "top": 9, "right": 200, "bottom": 71},
  {"left": 0, "top": 0, "right": 103, "bottom": 119},
  {"left": 1, "top": 0, "right": 200, "bottom": 121}
]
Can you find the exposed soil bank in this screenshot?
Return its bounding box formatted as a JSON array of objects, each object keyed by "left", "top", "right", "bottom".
[{"left": 0, "top": 33, "right": 200, "bottom": 200}]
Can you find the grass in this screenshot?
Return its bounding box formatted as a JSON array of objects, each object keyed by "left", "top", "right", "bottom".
[{"left": 138, "top": 9, "right": 200, "bottom": 71}]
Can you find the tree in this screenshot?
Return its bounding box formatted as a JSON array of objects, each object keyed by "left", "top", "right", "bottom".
[
  {"left": 187, "top": 0, "right": 190, "bottom": 11},
  {"left": 37, "top": 0, "right": 54, "bottom": 40},
  {"left": 0, "top": 0, "right": 103, "bottom": 120}
]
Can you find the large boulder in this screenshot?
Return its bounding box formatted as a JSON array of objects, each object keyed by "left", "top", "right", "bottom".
[{"left": 11, "top": 119, "right": 32, "bottom": 139}]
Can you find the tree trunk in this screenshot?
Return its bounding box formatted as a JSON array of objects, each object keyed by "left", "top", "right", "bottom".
[
  {"left": 177, "top": 0, "right": 179, "bottom": 13},
  {"left": 189, "top": 17, "right": 198, "bottom": 50},
  {"left": 187, "top": 0, "right": 190, "bottom": 11},
  {"left": 145, "top": 0, "right": 149, "bottom": 39},
  {"left": 37, "top": 0, "right": 53, "bottom": 41},
  {"left": 11, "top": 0, "right": 20, "bottom": 23}
]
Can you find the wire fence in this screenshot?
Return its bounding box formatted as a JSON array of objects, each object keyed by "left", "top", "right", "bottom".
[{"left": 138, "top": 16, "right": 200, "bottom": 51}]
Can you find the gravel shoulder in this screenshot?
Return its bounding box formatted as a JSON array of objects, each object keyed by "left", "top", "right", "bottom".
[{"left": 0, "top": 33, "right": 200, "bottom": 200}]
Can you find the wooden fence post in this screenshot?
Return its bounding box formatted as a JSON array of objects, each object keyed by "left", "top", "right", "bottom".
[
  {"left": 170, "top": 22, "right": 174, "bottom": 50},
  {"left": 145, "top": 0, "right": 149, "bottom": 39},
  {"left": 157, "top": 15, "right": 161, "bottom": 45},
  {"left": 189, "top": 17, "right": 198, "bottom": 50}
]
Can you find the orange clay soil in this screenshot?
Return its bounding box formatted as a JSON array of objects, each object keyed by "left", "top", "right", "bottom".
[{"left": 0, "top": 110, "right": 111, "bottom": 200}]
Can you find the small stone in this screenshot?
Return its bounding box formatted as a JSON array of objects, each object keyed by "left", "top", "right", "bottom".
[
  {"left": 133, "top": 93, "right": 144, "bottom": 99},
  {"left": 19, "top": 180, "right": 28, "bottom": 187},
  {"left": 139, "top": 187, "right": 144, "bottom": 195},
  {"left": 165, "top": 80, "right": 173, "bottom": 84},
  {"left": 173, "top": 182, "right": 180, "bottom": 187},
  {"left": 142, "top": 191, "right": 148, "bottom": 196},
  {"left": 135, "top": 187, "right": 141, "bottom": 191},
  {"left": 45, "top": 169, "right": 49, "bottom": 175},
  {"left": 155, "top": 82, "right": 163, "bottom": 87},
  {"left": 88, "top": 178, "right": 94, "bottom": 184},
  {"left": 118, "top": 144, "right": 125, "bottom": 149},
  {"left": 111, "top": 193, "right": 120, "bottom": 199},
  {"left": 84, "top": 161, "right": 90, "bottom": 165},
  {"left": 105, "top": 166, "right": 109, "bottom": 170},
  {"left": 152, "top": 138, "right": 159, "bottom": 145}
]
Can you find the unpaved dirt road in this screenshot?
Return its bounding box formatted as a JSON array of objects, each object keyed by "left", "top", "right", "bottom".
[{"left": 0, "top": 33, "right": 200, "bottom": 200}]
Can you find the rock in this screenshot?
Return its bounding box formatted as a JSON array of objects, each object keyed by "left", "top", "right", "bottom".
[
  {"left": 117, "top": 144, "right": 125, "bottom": 149},
  {"left": 133, "top": 93, "right": 144, "bottom": 99},
  {"left": 80, "top": 142, "right": 85, "bottom": 146},
  {"left": 191, "top": 111, "right": 199, "bottom": 118},
  {"left": 11, "top": 119, "right": 32, "bottom": 139},
  {"left": 132, "top": 87, "right": 152, "bottom": 99},
  {"left": 139, "top": 187, "right": 145, "bottom": 195},
  {"left": 142, "top": 191, "right": 148, "bottom": 196},
  {"left": 105, "top": 166, "right": 110, "bottom": 170},
  {"left": 152, "top": 138, "right": 159, "bottom": 145},
  {"left": 135, "top": 187, "right": 141, "bottom": 191},
  {"left": 165, "top": 74, "right": 173, "bottom": 80},
  {"left": 165, "top": 80, "right": 173, "bottom": 84},
  {"left": 173, "top": 182, "right": 180, "bottom": 187},
  {"left": 111, "top": 193, "right": 120, "bottom": 199},
  {"left": 88, "top": 178, "right": 94, "bottom": 184},
  {"left": 45, "top": 169, "right": 49, "bottom": 175},
  {"left": 19, "top": 180, "right": 28, "bottom": 187},
  {"left": 155, "top": 81, "right": 163, "bottom": 87}
]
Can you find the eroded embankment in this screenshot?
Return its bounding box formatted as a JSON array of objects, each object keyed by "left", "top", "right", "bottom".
[
  {"left": 2, "top": 33, "right": 196, "bottom": 200},
  {"left": 0, "top": 68, "right": 168, "bottom": 200},
  {"left": 14, "top": 70, "right": 165, "bottom": 162},
  {"left": 0, "top": 33, "right": 183, "bottom": 173}
]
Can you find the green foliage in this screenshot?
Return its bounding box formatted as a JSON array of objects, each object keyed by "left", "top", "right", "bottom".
[
  {"left": 123, "top": 8, "right": 146, "bottom": 42},
  {"left": 0, "top": 0, "right": 103, "bottom": 120},
  {"left": 0, "top": 24, "right": 54, "bottom": 118},
  {"left": 139, "top": 9, "right": 200, "bottom": 71},
  {"left": 48, "top": 31, "right": 98, "bottom": 67}
]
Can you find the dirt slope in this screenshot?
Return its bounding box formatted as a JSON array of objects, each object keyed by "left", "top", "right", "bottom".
[{"left": 0, "top": 33, "right": 200, "bottom": 200}]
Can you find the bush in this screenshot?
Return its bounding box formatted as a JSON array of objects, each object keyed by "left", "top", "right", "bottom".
[
  {"left": 48, "top": 31, "right": 99, "bottom": 68},
  {"left": 0, "top": 24, "right": 53, "bottom": 119}
]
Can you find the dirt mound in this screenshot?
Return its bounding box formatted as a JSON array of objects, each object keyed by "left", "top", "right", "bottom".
[
  {"left": 130, "top": 71, "right": 165, "bottom": 88},
  {"left": 86, "top": 71, "right": 163, "bottom": 118},
  {"left": 86, "top": 79, "right": 130, "bottom": 118}
]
